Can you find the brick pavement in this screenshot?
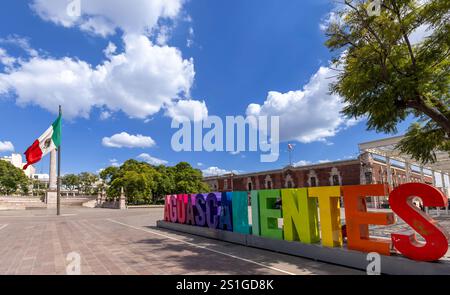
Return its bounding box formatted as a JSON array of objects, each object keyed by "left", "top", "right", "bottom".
[{"left": 0, "top": 208, "right": 363, "bottom": 275}]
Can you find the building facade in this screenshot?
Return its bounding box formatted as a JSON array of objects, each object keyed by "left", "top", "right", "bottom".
[{"left": 203, "top": 152, "right": 435, "bottom": 208}]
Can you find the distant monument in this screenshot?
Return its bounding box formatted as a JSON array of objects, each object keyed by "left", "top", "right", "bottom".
[
  {"left": 119, "top": 187, "right": 127, "bottom": 210},
  {"left": 45, "top": 150, "right": 58, "bottom": 208}
]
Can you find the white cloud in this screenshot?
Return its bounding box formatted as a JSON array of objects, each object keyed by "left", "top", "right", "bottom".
[
  {"left": 319, "top": 11, "right": 343, "bottom": 32},
  {"left": 109, "top": 158, "right": 121, "bottom": 167},
  {"left": 0, "top": 48, "right": 16, "bottom": 68},
  {"left": 202, "top": 166, "right": 241, "bottom": 177},
  {"left": 293, "top": 160, "right": 312, "bottom": 167},
  {"left": 202, "top": 166, "right": 231, "bottom": 177},
  {"left": 30, "top": 0, "right": 184, "bottom": 37},
  {"left": 0, "top": 35, "right": 39, "bottom": 57},
  {"left": 0, "top": 35, "right": 203, "bottom": 120},
  {"left": 246, "top": 65, "right": 356, "bottom": 143},
  {"left": 166, "top": 99, "right": 208, "bottom": 122},
  {"left": 99, "top": 110, "right": 111, "bottom": 120},
  {"left": 0, "top": 141, "right": 14, "bottom": 153},
  {"left": 187, "top": 27, "right": 195, "bottom": 48},
  {"left": 102, "top": 132, "right": 155, "bottom": 148},
  {"left": 156, "top": 25, "right": 172, "bottom": 45},
  {"left": 197, "top": 162, "right": 203, "bottom": 167},
  {"left": 137, "top": 153, "right": 168, "bottom": 166}
]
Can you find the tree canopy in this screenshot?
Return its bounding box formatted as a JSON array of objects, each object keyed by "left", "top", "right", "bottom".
[
  {"left": 61, "top": 172, "right": 99, "bottom": 195},
  {"left": 325, "top": 0, "right": 449, "bottom": 163},
  {"left": 0, "top": 160, "right": 29, "bottom": 195},
  {"left": 100, "top": 160, "right": 209, "bottom": 205}
]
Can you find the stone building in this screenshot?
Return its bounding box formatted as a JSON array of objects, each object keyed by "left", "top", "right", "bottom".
[{"left": 204, "top": 153, "right": 434, "bottom": 193}]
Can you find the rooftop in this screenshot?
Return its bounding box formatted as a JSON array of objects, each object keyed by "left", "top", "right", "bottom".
[{"left": 359, "top": 135, "right": 450, "bottom": 175}]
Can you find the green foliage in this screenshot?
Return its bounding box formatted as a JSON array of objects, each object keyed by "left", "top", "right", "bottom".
[
  {"left": 325, "top": 0, "right": 450, "bottom": 163},
  {"left": 61, "top": 174, "right": 80, "bottom": 191},
  {"left": 0, "top": 160, "right": 30, "bottom": 195},
  {"left": 62, "top": 172, "right": 98, "bottom": 195},
  {"left": 102, "top": 160, "right": 209, "bottom": 205},
  {"left": 78, "top": 172, "right": 99, "bottom": 195}
]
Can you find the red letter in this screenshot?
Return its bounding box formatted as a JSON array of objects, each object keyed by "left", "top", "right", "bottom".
[
  {"left": 390, "top": 183, "right": 449, "bottom": 261},
  {"left": 169, "top": 195, "right": 177, "bottom": 223},
  {"left": 342, "top": 184, "right": 395, "bottom": 255},
  {"left": 176, "top": 194, "right": 188, "bottom": 224},
  {"left": 164, "top": 195, "right": 171, "bottom": 221}
]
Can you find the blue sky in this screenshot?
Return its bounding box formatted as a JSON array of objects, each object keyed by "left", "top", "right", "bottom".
[{"left": 0, "top": 0, "right": 412, "bottom": 176}]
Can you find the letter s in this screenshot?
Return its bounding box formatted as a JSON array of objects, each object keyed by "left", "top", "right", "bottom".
[{"left": 390, "top": 183, "right": 449, "bottom": 261}]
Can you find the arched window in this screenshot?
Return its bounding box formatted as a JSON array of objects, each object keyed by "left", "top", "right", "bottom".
[
  {"left": 264, "top": 175, "right": 273, "bottom": 189},
  {"left": 284, "top": 174, "right": 295, "bottom": 188},
  {"left": 333, "top": 175, "right": 340, "bottom": 186},
  {"left": 310, "top": 177, "right": 317, "bottom": 187},
  {"left": 248, "top": 182, "right": 253, "bottom": 191}
]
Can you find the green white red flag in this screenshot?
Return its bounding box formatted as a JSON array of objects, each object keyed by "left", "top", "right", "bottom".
[{"left": 23, "top": 115, "right": 61, "bottom": 170}]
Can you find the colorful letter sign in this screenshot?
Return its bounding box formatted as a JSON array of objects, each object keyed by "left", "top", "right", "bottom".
[
  {"left": 163, "top": 183, "right": 450, "bottom": 262},
  {"left": 308, "top": 186, "right": 342, "bottom": 247},
  {"left": 390, "top": 183, "right": 449, "bottom": 261},
  {"left": 232, "top": 192, "right": 250, "bottom": 234},
  {"left": 342, "top": 185, "right": 394, "bottom": 255},
  {"left": 282, "top": 188, "right": 319, "bottom": 244},
  {"left": 258, "top": 190, "right": 283, "bottom": 240}
]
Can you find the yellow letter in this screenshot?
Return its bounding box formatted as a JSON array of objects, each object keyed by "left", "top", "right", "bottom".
[
  {"left": 308, "top": 186, "right": 342, "bottom": 247},
  {"left": 282, "top": 188, "right": 320, "bottom": 244}
]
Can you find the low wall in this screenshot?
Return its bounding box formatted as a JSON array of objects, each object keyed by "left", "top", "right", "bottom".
[
  {"left": 157, "top": 220, "right": 450, "bottom": 275},
  {"left": 85, "top": 198, "right": 126, "bottom": 209},
  {"left": 0, "top": 197, "right": 46, "bottom": 210},
  {"left": 0, "top": 196, "right": 97, "bottom": 210},
  {"left": 98, "top": 200, "right": 122, "bottom": 209}
]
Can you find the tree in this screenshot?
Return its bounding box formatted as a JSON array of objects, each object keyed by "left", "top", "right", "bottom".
[
  {"left": 173, "top": 162, "right": 210, "bottom": 194},
  {"left": 100, "top": 160, "right": 209, "bottom": 204},
  {"left": 0, "top": 160, "right": 30, "bottom": 195},
  {"left": 62, "top": 174, "right": 80, "bottom": 192},
  {"left": 325, "top": 0, "right": 449, "bottom": 163},
  {"left": 78, "top": 172, "right": 99, "bottom": 195}
]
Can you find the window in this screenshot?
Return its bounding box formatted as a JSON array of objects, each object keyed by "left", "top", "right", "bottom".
[
  {"left": 333, "top": 175, "right": 340, "bottom": 186},
  {"left": 248, "top": 182, "right": 253, "bottom": 191},
  {"left": 267, "top": 181, "right": 272, "bottom": 189},
  {"left": 287, "top": 181, "right": 293, "bottom": 188},
  {"left": 365, "top": 172, "right": 372, "bottom": 184},
  {"left": 223, "top": 180, "right": 228, "bottom": 190},
  {"left": 310, "top": 177, "right": 317, "bottom": 187}
]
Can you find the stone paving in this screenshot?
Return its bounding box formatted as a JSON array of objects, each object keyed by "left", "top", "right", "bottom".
[{"left": 0, "top": 208, "right": 363, "bottom": 275}]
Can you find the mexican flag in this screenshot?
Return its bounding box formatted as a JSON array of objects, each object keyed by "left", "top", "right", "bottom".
[{"left": 23, "top": 115, "right": 61, "bottom": 170}]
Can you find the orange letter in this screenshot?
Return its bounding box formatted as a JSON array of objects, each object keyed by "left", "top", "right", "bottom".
[{"left": 342, "top": 185, "right": 395, "bottom": 255}]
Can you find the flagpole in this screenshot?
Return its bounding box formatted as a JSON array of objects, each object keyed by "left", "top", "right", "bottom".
[
  {"left": 57, "top": 105, "right": 61, "bottom": 216},
  {"left": 289, "top": 149, "right": 292, "bottom": 167}
]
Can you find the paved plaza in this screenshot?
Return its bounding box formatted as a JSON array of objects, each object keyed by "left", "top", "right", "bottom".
[
  {"left": 1, "top": 206, "right": 449, "bottom": 275},
  {"left": 0, "top": 207, "right": 363, "bottom": 275}
]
